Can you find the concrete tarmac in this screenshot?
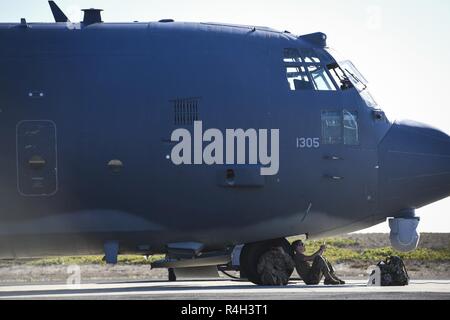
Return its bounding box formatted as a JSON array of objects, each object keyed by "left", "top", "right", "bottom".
[{"left": 0, "top": 279, "right": 449, "bottom": 300}]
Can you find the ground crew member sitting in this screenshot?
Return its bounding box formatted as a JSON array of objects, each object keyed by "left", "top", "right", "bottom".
[{"left": 291, "top": 240, "right": 345, "bottom": 285}]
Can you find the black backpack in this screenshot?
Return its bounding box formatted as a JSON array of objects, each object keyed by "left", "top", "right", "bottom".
[{"left": 376, "top": 256, "right": 410, "bottom": 286}]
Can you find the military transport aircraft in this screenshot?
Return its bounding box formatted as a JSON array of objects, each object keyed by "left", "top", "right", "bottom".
[{"left": 0, "top": 1, "right": 448, "bottom": 285}]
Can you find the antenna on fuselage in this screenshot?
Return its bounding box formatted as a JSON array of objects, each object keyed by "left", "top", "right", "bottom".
[{"left": 48, "top": 1, "right": 70, "bottom": 23}]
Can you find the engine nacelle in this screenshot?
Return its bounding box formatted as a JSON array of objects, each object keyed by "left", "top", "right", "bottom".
[{"left": 388, "top": 217, "right": 420, "bottom": 252}]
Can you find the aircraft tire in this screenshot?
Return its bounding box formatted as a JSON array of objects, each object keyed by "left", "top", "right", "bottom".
[{"left": 240, "top": 238, "right": 292, "bottom": 286}]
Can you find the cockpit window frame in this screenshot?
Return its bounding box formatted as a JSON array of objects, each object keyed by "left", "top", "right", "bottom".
[{"left": 283, "top": 47, "right": 338, "bottom": 92}]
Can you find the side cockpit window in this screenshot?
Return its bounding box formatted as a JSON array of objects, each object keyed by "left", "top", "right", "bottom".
[
  {"left": 322, "top": 110, "right": 359, "bottom": 146},
  {"left": 321, "top": 111, "right": 342, "bottom": 144},
  {"left": 283, "top": 48, "right": 336, "bottom": 92},
  {"left": 343, "top": 110, "right": 359, "bottom": 145}
]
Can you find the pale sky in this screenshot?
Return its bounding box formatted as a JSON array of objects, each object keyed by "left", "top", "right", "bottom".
[{"left": 1, "top": 0, "right": 449, "bottom": 233}]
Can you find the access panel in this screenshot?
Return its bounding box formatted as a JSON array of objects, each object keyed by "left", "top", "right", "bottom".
[{"left": 17, "top": 120, "right": 58, "bottom": 196}]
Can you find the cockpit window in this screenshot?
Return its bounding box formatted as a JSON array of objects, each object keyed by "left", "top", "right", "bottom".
[
  {"left": 339, "top": 60, "right": 378, "bottom": 107},
  {"left": 283, "top": 48, "right": 336, "bottom": 91},
  {"left": 339, "top": 60, "right": 368, "bottom": 92},
  {"left": 322, "top": 111, "right": 342, "bottom": 144},
  {"left": 286, "top": 66, "right": 313, "bottom": 91},
  {"left": 325, "top": 48, "right": 379, "bottom": 108},
  {"left": 309, "top": 66, "right": 336, "bottom": 91},
  {"left": 327, "top": 63, "right": 353, "bottom": 90},
  {"left": 343, "top": 110, "right": 359, "bottom": 145},
  {"left": 322, "top": 110, "right": 359, "bottom": 145}
]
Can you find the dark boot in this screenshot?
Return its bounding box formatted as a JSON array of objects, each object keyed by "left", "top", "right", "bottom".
[
  {"left": 331, "top": 275, "right": 346, "bottom": 284},
  {"left": 324, "top": 277, "right": 341, "bottom": 285},
  {"left": 329, "top": 268, "right": 345, "bottom": 284}
]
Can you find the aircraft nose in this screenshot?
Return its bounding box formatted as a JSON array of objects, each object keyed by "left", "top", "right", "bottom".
[{"left": 379, "top": 120, "right": 450, "bottom": 212}]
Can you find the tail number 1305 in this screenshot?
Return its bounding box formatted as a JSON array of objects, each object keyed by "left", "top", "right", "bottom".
[{"left": 296, "top": 137, "right": 320, "bottom": 149}]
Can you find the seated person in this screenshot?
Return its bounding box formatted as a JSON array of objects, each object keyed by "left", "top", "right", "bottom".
[{"left": 291, "top": 240, "right": 345, "bottom": 285}]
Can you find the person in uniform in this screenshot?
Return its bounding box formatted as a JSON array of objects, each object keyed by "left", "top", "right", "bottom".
[
  {"left": 291, "top": 240, "right": 345, "bottom": 285},
  {"left": 257, "top": 246, "right": 295, "bottom": 286}
]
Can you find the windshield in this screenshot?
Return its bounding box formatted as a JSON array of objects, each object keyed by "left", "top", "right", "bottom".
[
  {"left": 339, "top": 60, "right": 378, "bottom": 107},
  {"left": 325, "top": 48, "right": 379, "bottom": 108},
  {"left": 339, "top": 60, "right": 368, "bottom": 92}
]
